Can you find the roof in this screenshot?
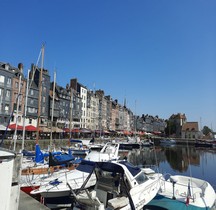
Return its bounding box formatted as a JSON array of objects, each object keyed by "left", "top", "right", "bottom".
[{"left": 182, "top": 122, "right": 199, "bottom": 131}]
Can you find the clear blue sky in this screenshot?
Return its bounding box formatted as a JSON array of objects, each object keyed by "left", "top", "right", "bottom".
[{"left": 1, "top": 0, "right": 216, "bottom": 131}]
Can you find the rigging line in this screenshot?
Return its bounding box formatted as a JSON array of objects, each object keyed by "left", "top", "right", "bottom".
[{"left": 28, "top": 48, "right": 42, "bottom": 95}]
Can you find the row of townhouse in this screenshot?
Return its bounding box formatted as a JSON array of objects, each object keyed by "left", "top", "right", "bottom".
[{"left": 0, "top": 61, "right": 139, "bottom": 133}]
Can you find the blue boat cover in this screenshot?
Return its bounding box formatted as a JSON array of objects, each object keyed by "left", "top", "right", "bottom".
[
  {"left": 76, "top": 160, "right": 141, "bottom": 177},
  {"left": 70, "top": 139, "right": 82, "bottom": 143},
  {"left": 35, "top": 144, "right": 44, "bottom": 163},
  {"left": 76, "top": 160, "right": 96, "bottom": 173},
  {"left": 144, "top": 195, "right": 210, "bottom": 210},
  {"left": 119, "top": 161, "right": 141, "bottom": 177},
  {"left": 43, "top": 151, "right": 62, "bottom": 157},
  {"left": 54, "top": 154, "right": 74, "bottom": 162},
  {"left": 22, "top": 149, "right": 35, "bottom": 157}
]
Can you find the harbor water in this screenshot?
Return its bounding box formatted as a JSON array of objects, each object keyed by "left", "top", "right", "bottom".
[{"left": 119, "top": 144, "right": 216, "bottom": 191}]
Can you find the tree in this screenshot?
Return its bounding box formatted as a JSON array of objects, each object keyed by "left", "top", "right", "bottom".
[
  {"left": 165, "top": 120, "right": 176, "bottom": 136},
  {"left": 202, "top": 126, "right": 212, "bottom": 135}
]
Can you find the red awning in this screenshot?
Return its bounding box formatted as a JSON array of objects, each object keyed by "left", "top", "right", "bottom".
[
  {"left": 63, "top": 128, "right": 80, "bottom": 133},
  {"left": 123, "top": 130, "right": 131, "bottom": 135},
  {"left": 63, "top": 128, "right": 70, "bottom": 132},
  {"left": 72, "top": 128, "right": 80, "bottom": 133},
  {"left": 8, "top": 123, "right": 23, "bottom": 130},
  {"left": 79, "top": 128, "right": 92, "bottom": 133},
  {"left": 25, "top": 125, "right": 38, "bottom": 131}
]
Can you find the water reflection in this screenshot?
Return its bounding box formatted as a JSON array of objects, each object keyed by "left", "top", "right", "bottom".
[{"left": 119, "top": 145, "right": 216, "bottom": 189}]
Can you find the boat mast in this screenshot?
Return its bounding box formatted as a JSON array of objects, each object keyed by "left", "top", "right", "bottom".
[
  {"left": 36, "top": 45, "right": 44, "bottom": 145},
  {"left": 21, "top": 70, "right": 30, "bottom": 151},
  {"left": 69, "top": 87, "right": 73, "bottom": 139},
  {"left": 50, "top": 70, "right": 56, "bottom": 147},
  {"left": 13, "top": 75, "right": 22, "bottom": 151}
]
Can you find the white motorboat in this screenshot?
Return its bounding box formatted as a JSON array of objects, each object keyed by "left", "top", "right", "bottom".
[
  {"left": 141, "top": 139, "right": 154, "bottom": 147},
  {"left": 160, "top": 138, "right": 176, "bottom": 145},
  {"left": 71, "top": 160, "right": 163, "bottom": 210},
  {"left": 31, "top": 142, "right": 120, "bottom": 209},
  {"left": 61, "top": 139, "right": 90, "bottom": 156},
  {"left": 145, "top": 175, "right": 216, "bottom": 210}
]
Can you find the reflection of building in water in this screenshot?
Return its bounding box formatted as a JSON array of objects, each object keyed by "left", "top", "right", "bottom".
[
  {"left": 121, "top": 146, "right": 200, "bottom": 173},
  {"left": 124, "top": 147, "right": 166, "bottom": 167},
  {"left": 165, "top": 146, "right": 200, "bottom": 172}
]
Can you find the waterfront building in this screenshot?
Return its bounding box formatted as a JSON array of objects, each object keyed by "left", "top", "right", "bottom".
[
  {"left": 50, "top": 83, "right": 68, "bottom": 129},
  {"left": 104, "top": 95, "right": 112, "bottom": 131},
  {"left": 87, "top": 90, "right": 99, "bottom": 131},
  {"left": 29, "top": 64, "right": 50, "bottom": 128},
  {"left": 169, "top": 113, "right": 187, "bottom": 137},
  {"left": 0, "top": 62, "right": 26, "bottom": 128},
  {"left": 95, "top": 89, "right": 107, "bottom": 132},
  {"left": 0, "top": 60, "right": 170, "bottom": 136},
  {"left": 181, "top": 122, "right": 200, "bottom": 139},
  {"left": 70, "top": 78, "right": 87, "bottom": 129},
  {"left": 110, "top": 99, "right": 119, "bottom": 131},
  {"left": 11, "top": 64, "right": 26, "bottom": 128}
]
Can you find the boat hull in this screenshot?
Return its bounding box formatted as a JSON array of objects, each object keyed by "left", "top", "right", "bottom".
[{"left": 146, "top": 175, "right": 216, "bottom": 210}]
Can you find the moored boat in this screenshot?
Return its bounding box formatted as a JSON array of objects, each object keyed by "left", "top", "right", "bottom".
[
  {"left": 30, "top": 142, "right": 120, "bottom": 209},
  {"left": 70, "top": 160, "right": 163, "bottom": 210},
  {"left": 20, "top": 144, "right": 80, "bottom": 194},
  {"left": 144, "top": 175, "right": 216, "bottom": 210},
  {"left": 160, "top": 138, "right": 176, "bottom": 145}
]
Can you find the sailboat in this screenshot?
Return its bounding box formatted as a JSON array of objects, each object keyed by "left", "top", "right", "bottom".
[
  {"left": 20, "top": 46, "right": 79, "bottom": 194},
  {"left": 30, "top": 142, "right": 120, "bottom": 209}
]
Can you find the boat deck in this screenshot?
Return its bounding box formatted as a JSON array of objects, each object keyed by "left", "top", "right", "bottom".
[{"left": 144, "top": 194, "right": 216, "bottom": 210}]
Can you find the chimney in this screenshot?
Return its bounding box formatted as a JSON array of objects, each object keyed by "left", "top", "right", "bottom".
[{"left": 18, "top": 63, "right": 23, "bottom": 73}]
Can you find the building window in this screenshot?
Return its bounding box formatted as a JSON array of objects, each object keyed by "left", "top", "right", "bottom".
[
  {"left": 0, "top": 88, "right": 3, "bottom": 97},
  {"left": 6, "top": 90, "right": 10, "bottom": 98},
  {"left": 5, "top": 104, "right": 9, "bottom": 113},
  {"left": 0, "top": 75, "right": 5, "bottom": 84},
  {"left": 30, "top": 89, "right": 34, "bottom": 95},
  {"left": 7, "top": 78, "right": 11, "bottom": 86}
]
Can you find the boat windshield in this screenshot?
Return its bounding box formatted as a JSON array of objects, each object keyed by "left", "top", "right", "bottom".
[
  {"left": 135, "top": 171, "right": 148, "bottom": 184},
  {"left": 119, "top": 161, "right": 141, "bottom": 177}
]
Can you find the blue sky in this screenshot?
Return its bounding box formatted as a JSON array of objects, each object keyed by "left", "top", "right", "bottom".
[{"left": 1, "top": 0, "right": 216, "bottom": 131}]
